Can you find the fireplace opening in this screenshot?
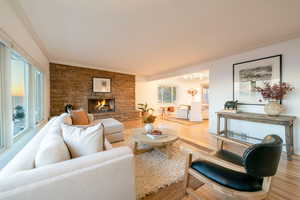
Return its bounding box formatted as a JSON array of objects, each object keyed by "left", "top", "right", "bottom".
[{"left": 88, "top": 98, "right": 115, "bottom": 113}]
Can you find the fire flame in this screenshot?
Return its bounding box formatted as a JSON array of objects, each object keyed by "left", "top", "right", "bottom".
[{"left": 95, "top": 99, "right": 106, "bottom": 111}]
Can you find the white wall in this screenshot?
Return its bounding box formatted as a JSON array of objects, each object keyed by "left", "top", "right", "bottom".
[
  {"left": 208, "top": 38, "right": 300, "bottom": 154},
  {"left": 136, "top": 77, "right": 203, "bottom": 113},
  {"left": 0, "top": 0, "right": 49, "bottom": 120},
  {"left": 146, "top": 38, "right": 300, "bottom": 154}
]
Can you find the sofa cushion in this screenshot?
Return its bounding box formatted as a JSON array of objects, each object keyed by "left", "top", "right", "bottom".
[
  {"left": 71, "top": 110, "right": 89, "bottom": 125},
  {"left": 100, "top": 118, "right": 124, "bottom": 135},
  {"left": 62, "top": 123, "right": 104, "bottom": 158},
  {"left": 191, "top": 160, "right": 263, "bottom": 192},
  {"left": 35, "top": 134, "right": 71, "bottom": 168}
]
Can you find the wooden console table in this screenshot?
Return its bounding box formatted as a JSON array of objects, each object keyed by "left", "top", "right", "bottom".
[{"left": 216, "top": 112, "right": 296, "bottom": 161}]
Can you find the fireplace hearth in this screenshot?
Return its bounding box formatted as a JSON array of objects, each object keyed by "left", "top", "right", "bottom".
[{"left": 88, "top": 98, "right": 115, "bottom": 113}]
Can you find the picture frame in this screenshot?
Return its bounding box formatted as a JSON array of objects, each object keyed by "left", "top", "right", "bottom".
[
  {"left": 233, "top": 55, "right": 282, "bottom": 105},
  {"left": 93, "top": 77, "right": 111, "bottom": 93}
]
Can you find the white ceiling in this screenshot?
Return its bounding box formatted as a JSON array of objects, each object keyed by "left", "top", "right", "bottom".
[{"left": 15, "top": 0, "right": 300, "bottom": 77}]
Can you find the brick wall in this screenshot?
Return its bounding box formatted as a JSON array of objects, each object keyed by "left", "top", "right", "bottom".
[{"left": 50, "top": 63, "right": 139, "bottom": 121}]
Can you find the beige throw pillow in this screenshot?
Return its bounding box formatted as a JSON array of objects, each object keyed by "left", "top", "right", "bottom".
[
  {"left": 35, "top": 134, "right": 71, "bottom": 168},
  {"left": 61, "top": 123, "right": 104, "bottom": 158}
]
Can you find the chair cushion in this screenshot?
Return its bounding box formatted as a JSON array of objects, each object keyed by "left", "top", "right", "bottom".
[
  {"left": 191, "top": 160, "right": 263, "bottom": 192},
  {"left": 214, "top": 149, "right": 244, "bottom": 166}
]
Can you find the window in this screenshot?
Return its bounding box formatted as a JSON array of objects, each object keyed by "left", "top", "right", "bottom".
[
  {"left": 202, "top": 87, "right": 209, "bottom": 104},
  {"left": 11, "top": 52, "right": 29, "bottom": 137},
  {"left": 0, "top": 40, "right": 45, "bottom": 156},
  {"left": 158, "top": 86, "right": 176, "bottom": 104},
  {"left": 34, "top": 69, "right": 44, "bottom": 124}
]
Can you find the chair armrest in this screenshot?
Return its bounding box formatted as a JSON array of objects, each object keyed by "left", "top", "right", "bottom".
[
  {"left": 214, "top": 135, "right": 251, "bottom": 148},
  {"left": 188, "top": 150, "right": 246, "bottom": 173}
]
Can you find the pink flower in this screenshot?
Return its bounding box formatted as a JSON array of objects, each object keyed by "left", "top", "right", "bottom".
[{"left": 255, "top": 82, "right": 294, "bottom": 101}]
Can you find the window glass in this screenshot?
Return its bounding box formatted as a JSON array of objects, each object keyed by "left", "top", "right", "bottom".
[
  {"left": 158, "top": 86, "right": 176, "bottom": 104},
  {"left": 11, "top": 52, "right": 29, "bottom": 137}
]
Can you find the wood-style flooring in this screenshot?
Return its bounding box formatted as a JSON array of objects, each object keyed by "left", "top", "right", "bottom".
[{"left": 119, "top": 119, "right": 300, "bottom": 200}]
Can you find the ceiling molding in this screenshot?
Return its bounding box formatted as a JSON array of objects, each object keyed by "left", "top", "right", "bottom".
[
  {"left": 50, "top": 60, "right": 137, "bottom": 75},
  {"left": 9, "top": 0, "right": 50, "bottom": 62}
]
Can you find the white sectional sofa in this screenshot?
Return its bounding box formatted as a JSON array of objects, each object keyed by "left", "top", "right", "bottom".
[{"left": 0, "top": 114, "right": 136, "bottom": 200}]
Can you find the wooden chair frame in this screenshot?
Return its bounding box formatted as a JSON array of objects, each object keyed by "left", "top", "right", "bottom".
[{"left": 184, "top": 136, "right": 273, "bottom": 200}]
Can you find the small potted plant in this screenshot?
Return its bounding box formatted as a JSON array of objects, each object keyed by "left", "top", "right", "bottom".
[
  {"left": 255, "top": 82, "right": 294, "bottom": 116},
  {"left": 142, "top": 114, "right": 156, "bottom": 133},
  {"left": 137, "top": 103, "right": 154, "bottom": 117}
]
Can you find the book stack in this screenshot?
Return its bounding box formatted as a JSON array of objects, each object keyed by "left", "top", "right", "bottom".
[{"left": 146, "top": 129, "right": 168, "bottom": 139}]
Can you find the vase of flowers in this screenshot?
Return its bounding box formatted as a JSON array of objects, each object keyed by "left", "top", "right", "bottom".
[
  {"left": 256, "top": 82, "right": 294, "bottom": 116},
  {"left": 142, "top": 114, "right": 156, "bottom": 133}
]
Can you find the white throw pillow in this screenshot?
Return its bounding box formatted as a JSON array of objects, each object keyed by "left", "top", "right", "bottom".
[
  {"left": 61, "top": 123, "right": 104, "bottom": 158},
  {"left": 35, "top": 134, "right": 71, "bottom": 168}
]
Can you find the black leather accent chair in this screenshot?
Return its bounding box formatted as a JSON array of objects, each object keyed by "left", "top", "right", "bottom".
[{"left": 184, "top": 135, "right": 283, "bottom": 200}]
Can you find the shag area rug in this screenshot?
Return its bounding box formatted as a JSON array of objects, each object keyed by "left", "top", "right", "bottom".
[{"left": 134, "top": 142, "right": 187, "bottom": 199}]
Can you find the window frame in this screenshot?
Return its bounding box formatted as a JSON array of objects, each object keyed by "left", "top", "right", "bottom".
[
  {"left": 0, "top": 42, "right": 45, "bottom": 152},
  {"left": 33, "top": 68, "right": 44, "bottom": 125},
  {"left": 158, "top": 86, "right": 177, "bottom": 104}
]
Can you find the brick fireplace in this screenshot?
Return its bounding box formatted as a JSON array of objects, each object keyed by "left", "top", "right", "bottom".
[{"left": 50, "top": 63, "right": 139, "bottom": 121}]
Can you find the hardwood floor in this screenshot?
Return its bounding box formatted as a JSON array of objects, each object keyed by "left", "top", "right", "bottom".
[{"left": 120, "top": 119, "right": 300, "bottom": 200}]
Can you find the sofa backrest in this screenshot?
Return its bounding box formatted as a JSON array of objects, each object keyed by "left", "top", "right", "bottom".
[{"left": 0, "top": 114, "right": 68, "bottom": 178}]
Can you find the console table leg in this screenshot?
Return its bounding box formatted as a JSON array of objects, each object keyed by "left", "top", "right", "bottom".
[
  {"left": 224, "top": 118, "right": 228, "bottom": 137},
  {"left": 285, "top": 125, "right": 294, "bottom": 161},
  {"left": 217, "top": 115, "right": 221, "bottom": 135},
  {"left": 216, "top": 115, "right": 223, "bottom": 149}
]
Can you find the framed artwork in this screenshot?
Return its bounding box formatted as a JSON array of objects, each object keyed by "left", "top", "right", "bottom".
[
  {"left": 93, "top": 78, "right": 111, "bottom": 93},
  {"left": 233, "top": 55, "right": 282, "bottom": 105}
]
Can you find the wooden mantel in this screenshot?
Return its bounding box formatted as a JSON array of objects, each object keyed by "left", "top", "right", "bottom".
[{"left": 216, "top": 111, "right": 296, "bottom": 160}]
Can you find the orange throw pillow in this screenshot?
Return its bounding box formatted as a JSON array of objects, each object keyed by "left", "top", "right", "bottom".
[{"left": 71, "top": 110, "right": 90, "bottom": 125}]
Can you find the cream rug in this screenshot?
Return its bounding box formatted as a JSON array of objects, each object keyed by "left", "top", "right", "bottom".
[
  {"left": 115, "top": 128, "right": 200, "bottom": 199},
  {"left": 134, "top": 142, "right": 187, "bottom": 199}
]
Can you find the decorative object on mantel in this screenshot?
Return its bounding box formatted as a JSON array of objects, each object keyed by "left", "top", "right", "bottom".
[
  {"left": 142, "top": 114, "right": 156, "bottom": 133},
  {"left": 137, "top": 103, "right": 154, "bottom": 117},
  {"left": 64, "top": 104, "right": 73, "bottom": 113},
  {"left": 233, "top": 55, "right": 282, "bottom": 105},
  {"left": 223, "top": 100, "right": 238, "bottom": 113},
  {"left": 255, "top": 82, "right": 295, "bottom": 116},
  {"left": 93, "top": 77, "right": 111, "bottom": 93}
]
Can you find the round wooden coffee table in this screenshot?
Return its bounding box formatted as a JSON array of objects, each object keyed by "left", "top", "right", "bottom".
[{"left": 132, "top": 128, "right": 179, "bottom": 158}]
